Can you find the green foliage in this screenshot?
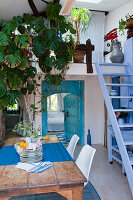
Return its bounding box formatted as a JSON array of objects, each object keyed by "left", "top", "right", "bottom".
[
  {"left": 15, "top": 33, "right": 31, "bottom": 48},
  {"left": 0, "top": 14, "right": 37, "bottom": 109},
  {"left": 8, "top": 76, "right": 22, "bottom": 90},
  {"left": 5, "top": 54, "right": 21, "bottom": 67},
  {"left": 0, "top": 32, "right": 11, "bottom": 46},
  {"left": 67, "top": 6, "right": 91, "bottom": 43},
  {"left": 46, "top": 3, "right": 76, "bottom": 35},
  {"left": 69, "top": 6, "right": 91, "bottom": 33},
  {"left": 119, "top": 13, "right": 133, "bottom": 35},
  {"left": 0, "top": 2, "right": 75, "bottom": 110},
  {"left": 0, "top": 83, "right": 6, "bottom": 98}
]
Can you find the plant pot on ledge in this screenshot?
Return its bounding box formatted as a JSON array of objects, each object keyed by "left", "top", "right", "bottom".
[
  {"left": 126, "top": 18, "right": 133, "bottom": 39},
  {"left": 73, "top": 44, "right": 86, "bottom": 63}
]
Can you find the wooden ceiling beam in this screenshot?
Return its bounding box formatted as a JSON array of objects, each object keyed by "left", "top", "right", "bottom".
[
  {"left": 28, "top": 0, "right": 40, "bottom": 17},
  {"left": 28, "top": 0, "right": 47, "bottom": 18}
]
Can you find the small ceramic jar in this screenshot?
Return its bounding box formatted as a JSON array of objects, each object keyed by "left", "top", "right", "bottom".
[{"left": 109, "top": 90, "right": 118, "bottom": 96}]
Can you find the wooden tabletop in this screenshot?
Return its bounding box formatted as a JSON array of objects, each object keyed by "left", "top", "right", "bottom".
[{"left": 0, "top": 135, "right": 87, "bottom": 200}]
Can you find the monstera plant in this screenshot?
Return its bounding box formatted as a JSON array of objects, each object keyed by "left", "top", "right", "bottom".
[{"left": 0, "top": 2, "right": 75, "bottom": 110}]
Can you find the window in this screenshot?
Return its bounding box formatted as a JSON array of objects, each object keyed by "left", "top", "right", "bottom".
[{"left": 47, "top": 94, "right": 58, "bottom": 111}]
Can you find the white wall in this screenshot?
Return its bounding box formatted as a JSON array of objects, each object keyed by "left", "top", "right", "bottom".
[
  {"left": 84, "top": 77, "right": 104, "bottom": 145},
  {"left": 105, "top": 0, "right": 133, "bottom": 52},
  {"left": 81, "top": 11, "right": 105, "bottom": 63},
  {"left": 33, "top": 64, "right": 105, "bottom": 145}
]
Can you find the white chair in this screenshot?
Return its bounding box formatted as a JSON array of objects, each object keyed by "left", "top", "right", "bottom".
[
  {"left": 75, "top": 144, "right": 96, "bottom": 186},
  {"left": 67, "top": 134, "right": 79, "bottom": 159}
]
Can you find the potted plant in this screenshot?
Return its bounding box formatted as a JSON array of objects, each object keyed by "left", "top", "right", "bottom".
[
  {"left": 119, "top": 14, "right": 133, "bottom": 39},
  {"left": 67, "top": 6, "right": 91, "bottom": 63},
  {"left": 13, "top": 120, "right": 41, "bottom": 142}
]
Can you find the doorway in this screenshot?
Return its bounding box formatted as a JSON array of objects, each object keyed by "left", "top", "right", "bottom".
[{"left": 42, "top": 81, "right": 84, "bottom": 145}]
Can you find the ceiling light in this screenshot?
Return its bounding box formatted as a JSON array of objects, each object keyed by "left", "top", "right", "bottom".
[
  {"left": 59, "top": 0, "right": 76, "bottom": 15},
  {"left": 76, "top": 0, "right": 102, "bottom": 3}
]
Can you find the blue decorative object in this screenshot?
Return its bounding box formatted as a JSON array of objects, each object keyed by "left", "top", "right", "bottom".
[{"left": 87, "top": 129, "right": 91, "bottom": 146}]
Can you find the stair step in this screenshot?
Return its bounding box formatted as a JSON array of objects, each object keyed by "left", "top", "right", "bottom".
[
  {"left": 129, "top": 154, "right": 133, "bottom": 165},
  {"left": 124, "top": 140, "right": 133, "bottom": 145},
  {"left": 112, "top": 153, "right": 122, "bottom": 164},
  {"left": 112, "top": 145, "right": 133, "bottom": 152},
  {"left": 110, "top": 96, "right": 133, "bottom": 98},
  {"left": 114, "top": 109, "right": 133, "bottom": 112},
  {"left": 112, "top": 145, "right": 119, "bottom": 153},
  {"left": 103, "top": 73, "right": 133, "bottom": 76},
  {"left": 99, "top": 63, "right": 128, "bottom": 67},
  {"left": 106, "top": 83, "right": 133, "bottom": 87},
  {"left": 119, "top": 124, "right": 133, "bottom": 128},
  {"left": 112, "top": 153, "right": 133, "bottom": 165}
]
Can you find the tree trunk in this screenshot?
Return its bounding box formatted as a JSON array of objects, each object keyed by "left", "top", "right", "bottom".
[{"left": 75, "top": 20, "right": 80, "bottom": 44}]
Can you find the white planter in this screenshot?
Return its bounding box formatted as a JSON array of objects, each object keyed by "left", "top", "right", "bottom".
[
  {"left": 25, "top": 137, "right": 31, "bottom": 143},
  {"left": 118, "top": 118, "right": 124, "bottom": 125}
]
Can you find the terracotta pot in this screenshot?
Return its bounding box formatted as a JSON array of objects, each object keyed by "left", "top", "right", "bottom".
[
  {"left": 73, "top": 50, "right": 86, "bottom": 63},
  {"left": 126, "top": 18, "right": 133, "bottom": 29}
]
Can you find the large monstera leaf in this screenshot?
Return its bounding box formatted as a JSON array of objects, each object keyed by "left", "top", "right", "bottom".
[
  {"left": 0, "top": 53, "right": 4, "bottom": 63},
  {"left": 44, "top": 56, "right": 56, "bottom": 68},
  {"left": 8, "top": 77, "right": 22, "bottom": 90},
  {"left": 15, "top": 33, "right": 31, "bottom": 48},
  {"left": 33, "top": 36, "right": 47, "bottom": 57},
  {"left": 0, "top": 83, "right": 6, "bottom": 98},
  {"left": 2, "top": 17, "right": 22, "bottom": 34},
  {"left": 46, "top": 3, "right": 62, "bottom": 20},
  {"left": 32, "top": 16, "right": 47, "bottom": 33},
  {"left": 0, "top": 32, "right": 11, "bottom": 46},
  {"left": 55, "top": 42, "right": 69, "bottom": 60},
  {"left": 46, "top": 28, "right": 57, "bottom": 41},
  {"left": 48, "top": 38, "right": 60, "bottom": 51},
  {"left": 56, "top": 58, "right": 67, "bottom": 70},
  {"left": 5, "top": 54, "right": 21, "bottom": 67},
  {"left": 45, "top": 74, "right": 62, "bottom": 86}
]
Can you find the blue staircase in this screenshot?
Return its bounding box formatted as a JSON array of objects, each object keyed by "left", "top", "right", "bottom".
[{"left": 95, "top": 62, "right": 133, "bottom": 196}]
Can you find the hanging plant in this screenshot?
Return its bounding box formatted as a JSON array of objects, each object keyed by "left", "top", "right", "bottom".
[{"left": 0, "top": 2, "right": 75, "bottom": 110}]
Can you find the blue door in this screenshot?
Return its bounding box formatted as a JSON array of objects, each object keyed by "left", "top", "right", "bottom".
[{"left": 64, "top": 94, "right": 80, "bottom": 141}]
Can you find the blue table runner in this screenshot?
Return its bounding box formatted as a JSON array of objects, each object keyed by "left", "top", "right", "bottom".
[{"left": 0, "top": 143, "right": 73, "bottom": 166}]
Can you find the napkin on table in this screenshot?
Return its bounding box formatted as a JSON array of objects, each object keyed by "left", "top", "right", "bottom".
[{"left": 15, "top": 161, "right": 53, "bottom": 173}]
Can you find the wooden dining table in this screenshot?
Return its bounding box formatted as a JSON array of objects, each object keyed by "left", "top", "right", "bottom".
[{"left": 0, "top": 135, "right": 87, "bottom": 200}]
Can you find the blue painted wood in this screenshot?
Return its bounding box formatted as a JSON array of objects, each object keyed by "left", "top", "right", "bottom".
[
  {"left": 99, "top": 63, "right": 128, "bottom": 66},
  {"left": 106, "top": 83, "right": 133, "bottom": 86},
  {"left": 112, "top": 77, "right": 120, "bottom": 109},
  {"left": 64, "top": 94, "right": 80, "bottom": 141},
  {"left": 42, "top": 81, "right": 84, "bottom": 145},
  {"left": 95, "top": 62, "right": 133, "bottom": 196},
  {"left": 124, "top": 38, "right": 133, "bottom": 123},
  {"left": 102, "top": 73, "right": 133, "bottom": 76}
]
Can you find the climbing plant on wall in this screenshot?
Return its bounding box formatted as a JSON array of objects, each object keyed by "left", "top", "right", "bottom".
[{"left": 0, "top": 2, "right": 75, "bottom": 110}]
